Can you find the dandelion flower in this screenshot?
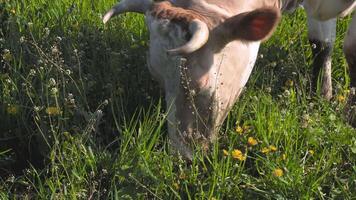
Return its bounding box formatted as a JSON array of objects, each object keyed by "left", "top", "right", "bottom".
[
  {"left": 269, "top": 145, "right": 277, "bottom": 152},
  {"left": 235, "top": 125, "right": 243, "bottom": 135},
  {"left": 308, "top": 150, "right": 314, "bottom": 155},
  {"left": 282, "top": 154, "right": 287, "bottom": 160},
  {"left": 247, "top": 137, "right": 258, "bottom": 146},
  {"left": 231, "top": 149, "right": 246, "bottom": 161},
  {"left": 223, "top": 149, "right": 230, "bottom": 156},
  {"left": 261, "top": 145, "right": 279, "bottom": 154},
  {"left": 337, "top": 95, "right": 345, "bottom": 103},
  {"left": 273, "top": 168, "right": 284, "bottom": 177},
  {"left": 45, "top": 107, "right": 61, "bottom": 116},
  {"left": 261, "top": 147, "right": 270, "bottom": 154}
]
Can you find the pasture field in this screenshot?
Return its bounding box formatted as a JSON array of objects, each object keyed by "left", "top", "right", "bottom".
[{"left": 0, "top": 0, "right": 355, "bottom": 199}]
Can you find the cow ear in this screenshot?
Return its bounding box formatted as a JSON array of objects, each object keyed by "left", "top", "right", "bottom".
[{"left": 221, "top": 8, "right": 281, "bottom": 42}]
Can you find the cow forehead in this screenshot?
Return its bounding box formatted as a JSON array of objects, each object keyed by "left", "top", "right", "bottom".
[
  {"left": 168, "top": 0, "right": 283, "bottom": 18},
  {"left": 147, "top": 17, "right": 261, "bottom": 88},
  {"left": 146, "top": 16, "right": 257, "bottom": 79}
]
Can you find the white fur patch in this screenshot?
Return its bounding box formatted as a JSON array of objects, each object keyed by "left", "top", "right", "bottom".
[{"left": 239, "top": 42, "right": 260, "bottom": 88}]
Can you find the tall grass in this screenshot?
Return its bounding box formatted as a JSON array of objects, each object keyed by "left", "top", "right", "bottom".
[{"left": 0, "top": 0, "right": 355, "bottom": 199}]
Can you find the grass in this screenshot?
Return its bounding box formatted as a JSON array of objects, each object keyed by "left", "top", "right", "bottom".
[{"left": 1, "top": 0, "right": 355, "bottom": 199}]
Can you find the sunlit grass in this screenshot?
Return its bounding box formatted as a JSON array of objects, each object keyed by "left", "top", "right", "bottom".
[{"left": 1, "top": 0, "right": 355, "bottom": 199}]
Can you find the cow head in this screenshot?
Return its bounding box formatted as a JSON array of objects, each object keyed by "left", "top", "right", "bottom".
[{"left": 104, "top": 0, "right": 281, "bottom": 159}]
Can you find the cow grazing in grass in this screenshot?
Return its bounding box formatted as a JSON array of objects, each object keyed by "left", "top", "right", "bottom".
[{"left": 103, "top": 0, "right": 355, "bottom": 159}]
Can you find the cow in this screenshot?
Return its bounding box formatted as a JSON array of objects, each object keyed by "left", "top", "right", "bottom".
[
  {"left": 301, "top": 0, "right": 356, "bottom": 127},
  {"left": 103, "top": 0, "right": 355, "bottom": 159},
  {"left": 282, "top": 0, "right": 356, "bottom": 125}
]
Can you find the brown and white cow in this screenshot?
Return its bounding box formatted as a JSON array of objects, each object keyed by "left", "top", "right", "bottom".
[{"left": 103, "top": 0, "right": 355, "bottom": 159}]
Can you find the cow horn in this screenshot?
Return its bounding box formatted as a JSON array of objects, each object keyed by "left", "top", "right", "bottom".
[
  {"left": 167, "top": 19, "right": 209, "bottom": 55},
  {"left": 103, "top": 0, "right": 153, "bottom": 24}
]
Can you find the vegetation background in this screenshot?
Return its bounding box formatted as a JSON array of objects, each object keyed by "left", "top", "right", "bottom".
[{"left": 0, "top": 0, "right": 355, "bottom": 199}]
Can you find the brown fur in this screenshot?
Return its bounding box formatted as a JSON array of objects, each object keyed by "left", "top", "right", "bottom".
[{"left": 151, "top": 1, "right": 213, "bottom": 30}]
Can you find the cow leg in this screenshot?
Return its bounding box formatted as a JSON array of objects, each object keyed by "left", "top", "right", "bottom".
[
  {"left": 307, "top": 16, "right": 336, "bottom": 100},
  {"left": 344, "top": 13, "right": 356, "bottom": 127}
]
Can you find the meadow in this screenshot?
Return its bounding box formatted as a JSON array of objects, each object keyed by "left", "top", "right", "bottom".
[{"left": 0, "top": 0, "right": 355, "bottom": 199}]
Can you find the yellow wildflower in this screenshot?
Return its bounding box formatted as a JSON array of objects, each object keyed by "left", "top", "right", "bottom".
[
  {"left": 247, "top": 137, "right": 258, "bottom": 146},
  {"left": 273, "top": 168, "right": 284, "bottom": 177},
  {"left": 173, "top": 183, "right": 180, "bottom": 190},
  {"left": 231, "top": 149, "right": 246, "bottom": 161},
  {"left": 45, "top": 107, "right": 61, "bottom": 116},
  {"left": 308, "top": 150, "right": 314, "bottom": 155},
  {"left": 282, "top": 154, "right": 287, "bottom": 160},
  {"left": 235, "top": 125, "right": 243, "bottom": 135},
  {"left": 6, "top": 105, "right": 19, "bottom": 115},
  {"left": 223, "top": 149, "right": 230, "bottom": 156},
  {"left": 262, "top": 145, "right": 278, "bottom": 154},
  {"left": 10, "top": 9, "right": 16, "bottom": 14},
  {"left": 337, "top": 95, "right": 346, "bottom": 103},
  {"left": 261, "top": 147, "right": 270, "bottom": 154},
  {"left": 269, "top": 145, "right": 277, "bottom": 152}
]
